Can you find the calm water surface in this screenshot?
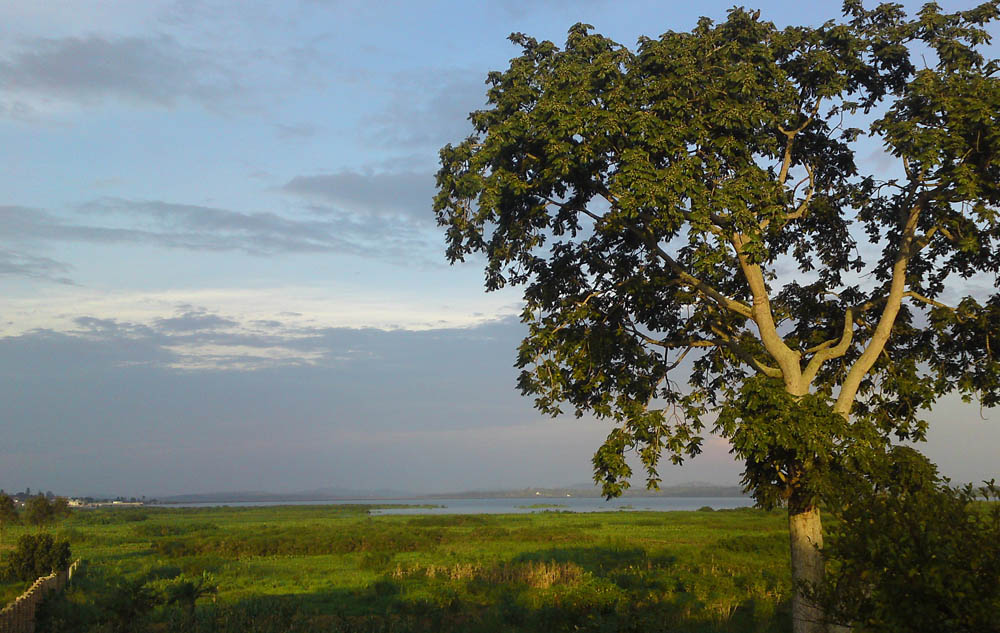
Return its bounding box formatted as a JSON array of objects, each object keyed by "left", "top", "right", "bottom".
[{"left": 158, "top": 496, "right": 752, "bottom": 514}]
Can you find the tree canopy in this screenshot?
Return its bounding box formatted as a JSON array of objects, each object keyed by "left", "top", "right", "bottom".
[
  {"left": 434, "top": 3, "right": 1000, "bottom": 630},
  {"left": 435, "top": 1, "right": 1000, "bottom": 504},
  {"left": 23, "top": 495, "right": 70, "bottom": 528}
]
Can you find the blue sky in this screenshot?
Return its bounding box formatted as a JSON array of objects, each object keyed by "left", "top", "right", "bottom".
[{"left": 1, "top": 0, "right": 997, "bottom": 497}]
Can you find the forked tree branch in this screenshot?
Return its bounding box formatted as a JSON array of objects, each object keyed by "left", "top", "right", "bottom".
[
  {"left": 802, "top": 307, "right": 855, "bottom": 384},
  {"left": 834, "top": 196, "right": 927, "bottom": 416},
  {"left": 777, "top": 101, "right": 821, "bottom": 186},
  {"left": 730, "top": 233, "right": 804, "bottom": 388}
]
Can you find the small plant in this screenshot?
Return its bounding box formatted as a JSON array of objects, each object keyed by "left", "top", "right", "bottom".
[{"left": 164, "top": 571, "right": 218, "bottom": 618}]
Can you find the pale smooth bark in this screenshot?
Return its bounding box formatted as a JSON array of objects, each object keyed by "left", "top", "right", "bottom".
[{"left": 789, "top": 503, "right": 826, "bottom": 633}]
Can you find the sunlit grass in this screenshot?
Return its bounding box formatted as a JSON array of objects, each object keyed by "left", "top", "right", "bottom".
[{"left": 4, "top": 504, "right": 795, "bottom": 632}]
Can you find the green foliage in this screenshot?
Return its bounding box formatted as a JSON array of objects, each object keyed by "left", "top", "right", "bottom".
[
  {"left": 433, "top": 1, "right": 1000, "bottom": 507},
  {"left": 152, "top": 524, "right": 450, "bottom": 558},
  {"left": 73, "top": 509, "right": 149, "bottom": 525},
  {"left": 0, "top": 493, "right": 18, "bottom": 545},
  {"left": 24, "top": 496, "right": 56, "bottom": 527},
  {"left": 98, "top": 577, "right": 161, "bottom": 632},
  {"left": 131, "top": 521, "right": 218, "bottom": 538},
  {"left": 813, "top": 448, "right": 1000, "bottom": 632},
  {"left": 716, "top": 376, "right": 886, "bottom": 509},
  {"left": 163, "top": 572, "right": 218, "bottom": 616},
  {"left": 50, "top": 498, "right": 71, "bottom": 519},
  {"left": 3, "top": 533, "right": 71, "bottom": 582},
  {"left": 21, "top": 496, "right": 72, "bottom": 529}
]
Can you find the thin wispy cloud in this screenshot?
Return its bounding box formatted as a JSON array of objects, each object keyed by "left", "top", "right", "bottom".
[
  {"left": 155, "top": 309, "right": 239, "bottom": 333},
  {"left": 0, "top": 198, "right": 435, "bottom": 271},
  {"left": 0, "top": 247, "right": 73, "bottom": 283},
  {"left": 280, "top": 170, "right": 436, "bottom": 222},
  {"left": 274, "top": 122, "right": 321, "bottom": 140},
  {"left": 366, "top": 69, "right": 485, "bottom": 149},
  {"left": 0, "top": 35, "right": 241, "bottom": 112},
  {"left": 45, "top": 306, "right": 529, "bottom": 374}
]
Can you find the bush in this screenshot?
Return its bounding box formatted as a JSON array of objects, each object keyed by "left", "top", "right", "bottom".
[
  {"left": 815, "top": 447, "right": 1000, "bottom": 633},
  {"left": 98, "top": 578, "right": 160, "bottom": 632},
  {"left": 3, "top": 533, "right": 71, "bottom": 582}
]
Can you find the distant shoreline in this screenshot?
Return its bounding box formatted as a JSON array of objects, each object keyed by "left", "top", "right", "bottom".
[{"left": 156, "top": 484, "right": 747, "bottom": 505}]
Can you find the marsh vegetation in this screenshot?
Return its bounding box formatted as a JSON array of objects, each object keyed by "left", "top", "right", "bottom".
[{"left": 4, "top": 504, "right": 792, "bottom": 632}]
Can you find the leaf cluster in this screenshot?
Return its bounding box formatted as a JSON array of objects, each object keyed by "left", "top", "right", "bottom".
[{"left": 715, "top": 376, "right": 884, "bottom": 509}]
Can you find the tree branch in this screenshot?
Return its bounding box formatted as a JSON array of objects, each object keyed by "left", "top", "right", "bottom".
[
  {"left": 802, "top": 307, "right": 855, "bottom": 385},
  {"left": 903, "top": 290, "right": 960, "bottom": 315},
  {"left": 730, "top": 233, "right": 803, "bottom": 388},
  {"left": 709, "top": 324, "right": 783, "bottom": 378},
  {"left": 834, "top": 196, "right": 926, "bottom": 416},
  {"left": 777, "top": 101, "right": 820, "bottom": 185}
]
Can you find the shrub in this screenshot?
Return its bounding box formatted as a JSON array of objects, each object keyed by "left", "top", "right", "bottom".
[
  {"left": 98, "top": 578, "right": 160, "bottom": 633},
  {"left": 815, "top": 447, "right": 1000, "bottom": 633},
  {"left": 163, "top": 572, "right": 218, "bottom": 616},
  {"left": 3, "top": 533, "right": 71, "bottom": 581}
]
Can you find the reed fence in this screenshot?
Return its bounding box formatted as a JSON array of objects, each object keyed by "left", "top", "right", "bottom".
[{"left": 0, "top": 560, "right": 79, "bottom": 633}]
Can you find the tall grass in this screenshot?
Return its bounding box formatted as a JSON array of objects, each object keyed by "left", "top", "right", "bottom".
[{"left": 15, "top": 504, "right": 791, "bottom": 632}]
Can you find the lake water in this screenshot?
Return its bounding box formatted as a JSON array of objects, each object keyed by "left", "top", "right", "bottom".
[{"left": 157, "top": 496, "right": 753, "bottom": 514}]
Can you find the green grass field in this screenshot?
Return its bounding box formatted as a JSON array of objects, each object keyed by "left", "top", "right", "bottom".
[{"left": 2, "top": 504, "right": 793, "bottom": 632}]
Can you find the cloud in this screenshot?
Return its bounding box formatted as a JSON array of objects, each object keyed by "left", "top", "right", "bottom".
[
  {"left": 4, "top": 303, "right": 527, "bottom": 375},
  {"left": 0, "top": 313, "right": 636, "bottom": 495},
  {"left": 73, "top": 316, "right": 156, "bottom": 339},
  {"left": 274, "top": 122, "right": 320, "bottom": 140},
  {"left": 366, "top": 69, "right": 486, "bottom": 149},
  {"left": 488, "top": 0, "right": 609, "bottom": 20},
  {"left": 155, "top": 309, "right": 238, "bottom": 332},
  {"left": 64, "top": 307, "right": 321, "bottom": 371},
  {"left": 280, "top": 170, "right": 436, "bottom": 222},
  {"left": 0, "top": 34, "right": 241, "bottom": 112},
  {"left": 8, "top": 306, "right": 990, "bottom": 496},
  {"left": 0, "top": 247, "right": 73, "bottom": 283},
  {"left": 0, "top": 199, "right": 434, "bottom": 267}
]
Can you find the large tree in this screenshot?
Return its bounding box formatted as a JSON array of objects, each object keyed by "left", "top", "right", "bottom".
[{"left": 434, "top": 3, "right": 1000, "bottom": 632}]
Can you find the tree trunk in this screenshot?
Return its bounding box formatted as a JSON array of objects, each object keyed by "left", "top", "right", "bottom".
[{"left": 789, "top": 502, "right": 826, "bottom": 633}]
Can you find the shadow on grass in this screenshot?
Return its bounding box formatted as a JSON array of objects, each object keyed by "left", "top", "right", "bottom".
[{"left": 513, "top": 545, "right": 677, "bottom": 575}]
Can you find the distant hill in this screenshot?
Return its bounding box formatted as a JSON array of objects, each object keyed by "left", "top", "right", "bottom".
[
  {"left": 157, "top": 482, "right": 746, "bottom": 504},
  {"left": 158, "top": 487, "right": 415, "bottom": 504},
  {"left": 427, "top": 483, "right": 746, "bottom": 499}
]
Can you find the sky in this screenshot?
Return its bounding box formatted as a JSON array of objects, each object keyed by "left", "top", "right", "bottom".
[{"left": 1, "top": 0, "right": 997, "bottom": 497}]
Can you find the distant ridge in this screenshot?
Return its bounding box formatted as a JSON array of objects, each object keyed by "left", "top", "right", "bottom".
[
  {"left": 428, "top": 483, "right": 746, "bottom": 499},
  {"left": 158, "top": 487, "right": 416, "bottom": 504},
  {"left": 157, "top": 482, "right": 745, "bottom": 504}
]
